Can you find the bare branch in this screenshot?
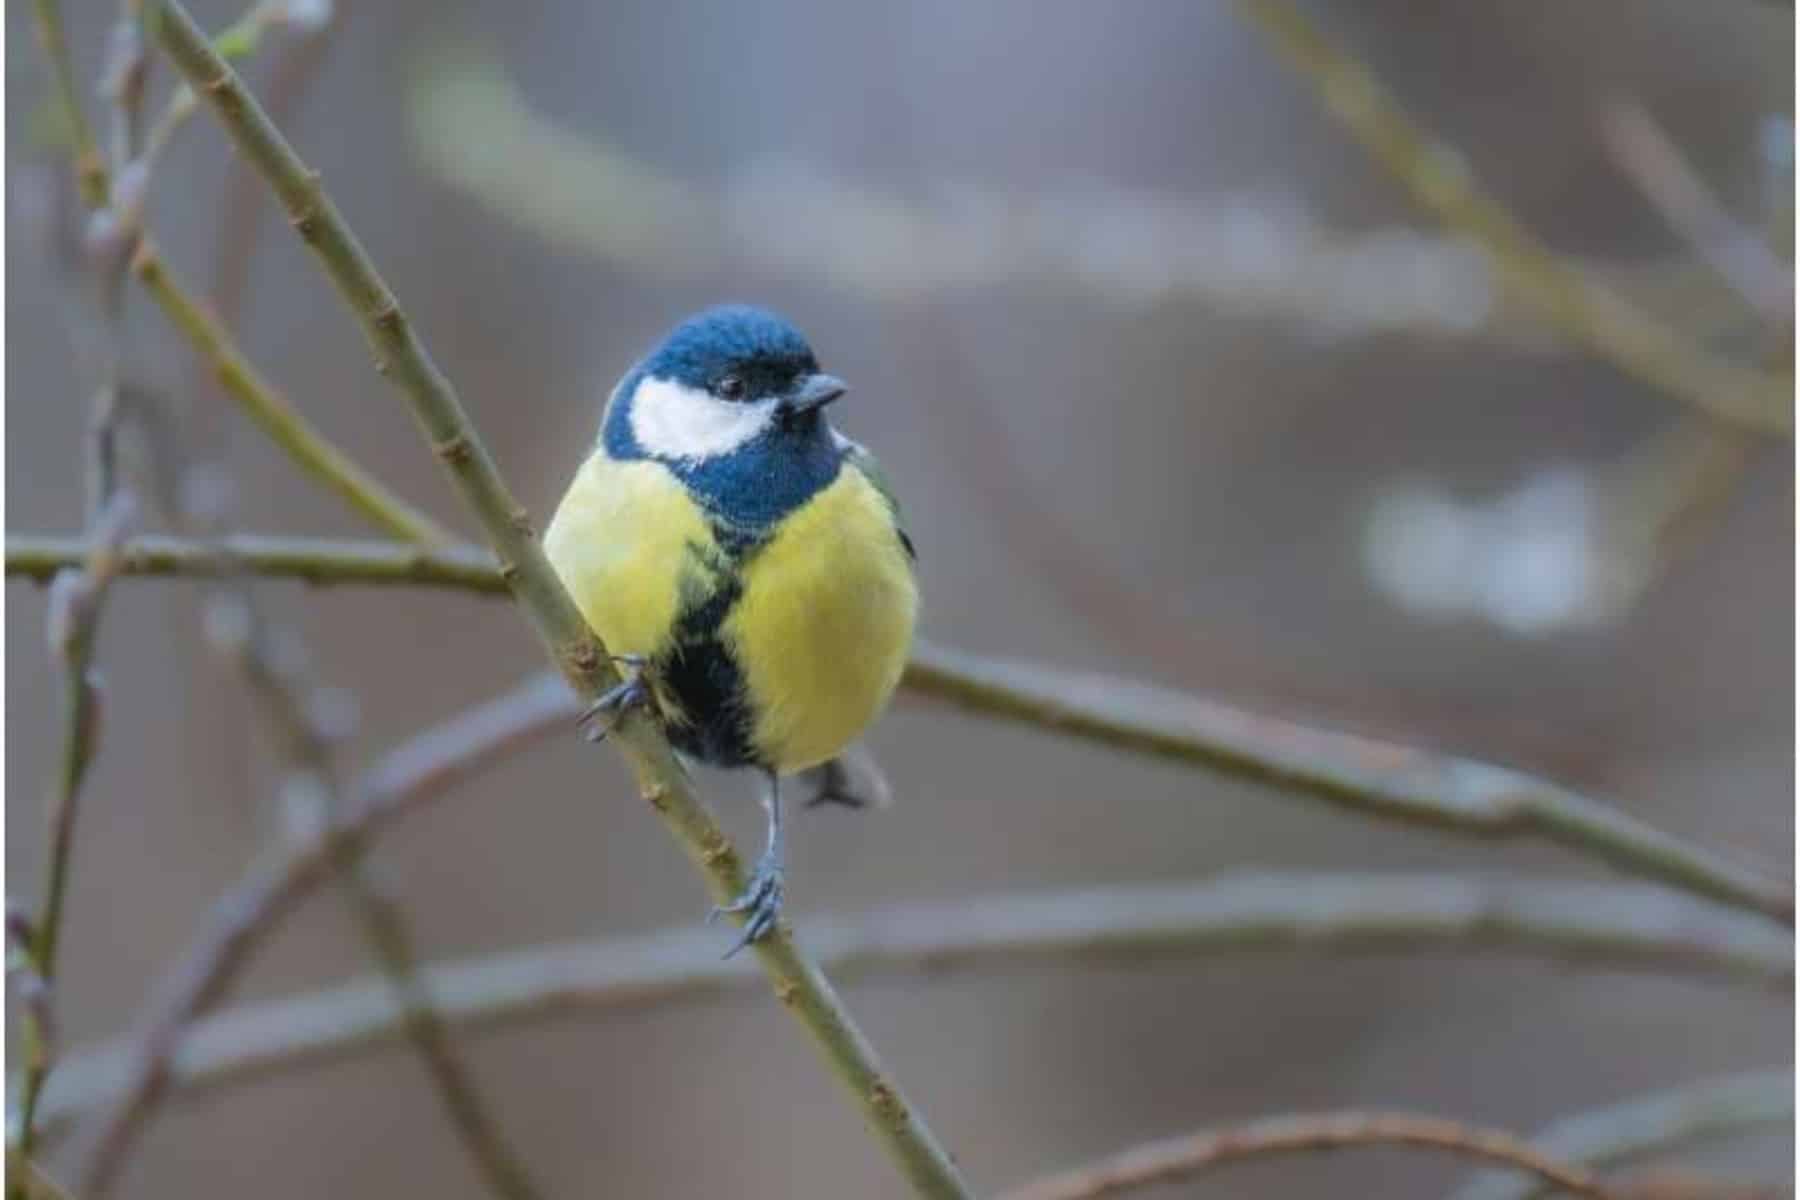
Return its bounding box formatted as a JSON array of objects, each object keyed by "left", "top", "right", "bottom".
[
  {"left": 1599, "top": 101, "right": 1792, "bottom": 328},
  {"left": 999, "top": 1111, "right": 1614, "bottom": 1200},
  {"left": 6, "top": 533, "right": 505, "bottom": 591},
  {"left": 36, "top": 874, "right": 1792, "bottom": 1131},
  {"left": 1233, "top": 0, "right": 1791, "bottom": 438},
  {"left": 129, "top": 244, "right": 453, "bottom": 544},
  {"left": 64, "top": 670, "right": 569, "bottom": 1194},
  {"left": 8, "top": 533, "right": 1791, "bottom": 927},
  {"left": 402, "top": 40, "right": 1762, "bottom": 357},
  {"left": 189, "top": 585, "right": 542, "bottom": 1200},
  {"left": 1452, "top": 1071, "right": 1793, "bottom": 1200},
  {"left": 903, "top": 644, "right": 1795, "bottom": 927},
  {"left": 29, "top": 0, "right": 107, "bottom": 206},
  {"left": 147, "top": 5, "right": 972, "bottom": 1195},
  {"left": 5, "top": 1148, "right": 76, "bottom": 1200}
]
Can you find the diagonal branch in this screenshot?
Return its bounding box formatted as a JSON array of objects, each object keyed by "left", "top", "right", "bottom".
[
  {"left": 30, "top": 3, "right": 451, "bottom": 547},
  {"left": 901, "top": 644, "right": 1795, "bottom": 928},
  {"left": 60, "top": 671, "right": 572, "bottom": 1192},
  {"left": 997, "top": 1111, "right": 1615, "bottom": 1200},
  {"left": 129, "top": 239, "right": 454, "bottom": 544},
  {"left": 29, "top": 0, "right": 107, "bottom": 206},
  {"left": 143, "top": 4, "right": 973, "bottom": 1196},
  {"left": 195, "top": 585, "right": 542, "bottom": 1200},
  {"left": 34, "top": 874, "right": 1793, "bottom": 1132},
  {"left": 1234, "top": 0, "right": 1792, "bottom": 438},
  {"left": 7, "top": 533, "right": 1793, "bottom": 928}
]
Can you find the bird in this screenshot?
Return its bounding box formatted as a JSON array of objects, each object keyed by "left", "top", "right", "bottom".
[{"left": 544, "top": 305, "right": 918, "bottom": 952}]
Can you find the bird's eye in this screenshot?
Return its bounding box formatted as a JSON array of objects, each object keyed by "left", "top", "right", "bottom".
[{"left": 717, "top": 374, "right": 745, "bottom": 401}]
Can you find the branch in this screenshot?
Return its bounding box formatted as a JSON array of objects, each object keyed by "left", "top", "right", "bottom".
[
  {"left": 998, "top": 1111, "right": 1614, "bottom": 1200},
  {"left": 189, "top": 588, "right": 541, "bottom": 1200},
  {"left": 14, "top": 2, "right": 151, "bottom": 1158},
  {"left": 1451, "top": 1071, "right": 1794, "bottom": 1200},
  {"left": 35, "top": 873, "right": 1793, "bottom": 1130},
  {"left": 1234, "top": 0, "right": 1792, "bottom": 438},
  {"left": 62, "top": 670, "right": 571, "bottom": 1192},
  {"left": 13, "top": 503, "right": 137, "bottom": 1161},
  {"left": 29, "top": 3, "right": 449, "bottom": 547},
  {"left": 6, "top": 533, "right": 506, "bottom": 592},
  {"left": 128, "top": 240, "right": 454, "bottom": 544},
  {"left": 146, "top": 5, "right": 972, "bottom": 1197},
  {"left": 903, "top": 644, "right": 1796, "bottom": 927},
  {"left": 1598, "top": 100, "right": 1792, "bottom": 329},
  {"left": 29, "top": 0, "right": 107, "bottom": 206},
  {"left": 404, "top": 40, "right": 1765, "bottom": 356},
  {"left": 5, "top": 1148, "right": 75, "bottom": 1200},
  {"left": 8, "top": 533, "right": 1792, "bottom": 928}
]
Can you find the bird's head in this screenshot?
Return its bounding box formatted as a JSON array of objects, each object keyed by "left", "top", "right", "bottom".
[{"left": 618, "top": 305, "right": 847, "bottom": 462}]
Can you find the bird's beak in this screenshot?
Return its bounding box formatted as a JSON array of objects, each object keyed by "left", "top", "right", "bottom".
[{"left": 787, "top": 373, "right": 848, "bottom": 416}]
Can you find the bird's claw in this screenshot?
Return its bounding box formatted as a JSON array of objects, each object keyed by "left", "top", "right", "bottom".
[
  {"left": 710, "top": 854, "right": 785, "bottom": 957},
  {"left": 577, "top": 654, "right": 651, "bottom": 744}
]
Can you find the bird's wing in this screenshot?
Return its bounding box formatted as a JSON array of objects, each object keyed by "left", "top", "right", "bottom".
[{"left": 838, "top": 436, "right": 916, "bottom": 562}]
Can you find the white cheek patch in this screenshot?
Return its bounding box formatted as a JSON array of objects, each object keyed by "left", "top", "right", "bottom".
[{"left": 630, "top": 375, "right": 778, "bottom": 461}]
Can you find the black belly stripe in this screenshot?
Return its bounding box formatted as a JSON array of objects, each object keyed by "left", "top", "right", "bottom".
[{"left": 656, "top": 523, "right": 766, "bottom": 768}]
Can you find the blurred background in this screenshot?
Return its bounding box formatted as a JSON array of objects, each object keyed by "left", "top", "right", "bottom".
[{"left": 6, "top": 1, "right": 1793, "bottom": 1196}]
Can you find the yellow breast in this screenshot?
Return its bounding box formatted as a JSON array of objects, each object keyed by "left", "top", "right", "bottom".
[
  {"left": 543, "top": 453, "right": 717, "bottom": 665},
  {"left": 727, "top": 466, "right": 918, "bottom": 772}
]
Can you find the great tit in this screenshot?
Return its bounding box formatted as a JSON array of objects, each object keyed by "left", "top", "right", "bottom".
[{"left": 545, "top": 305, "right": 918, "bottom": 950}]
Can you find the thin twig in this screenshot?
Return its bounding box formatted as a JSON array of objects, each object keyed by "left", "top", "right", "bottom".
[
  {"left": 1233, "top": 0, "right": 1792, "bottom": 438},
  {"left": 5, "top": 1149, "right": 76, "bottom": 1200},
  {"left": 5, "top": 532, "right": 503, "bottom": 589},
  {"left": 999, "top": 1111, "right": 1615, "bottom": 1200},
  {"left": 12, "top": 499, "right": 136, "bottom": 1173},
  {"left": 5, "top": 533, "right": 504, "bottom": 589},
  {"left": 7, "top": 533, "right": 1792, "bottom": 928},
  {"left": 147, "top": 5, "right": 972, "bottom": 1196},
  {"left": 1451, "top": 1071, "right": 1794, "bottom": 1200},
  {"left": 1599, "top": 101, "right": 1793, "bottom": 329},
  {"left": 34, "top": 873, "right": 1794, "bottom": 1132},
  {"left": 13, "top": 5, "right": 155, "bottom": 1161},
  {"left": 139, "top": 1, "right": 322, "bottom": 175},
  {"left": 29, "top": 0, "right": 107, "bottom": 206},
  {"left": 205, "top": 2, "right": 343, "bottom": 378},
  {"left": 30, "top": 2, "right": 447, "bottom": 548},
  {"left": 127, "top": 241, "right": 453, "bottom": 543},
  {"left": 66, "top": 663, "right": 564, "bottom": 1196},
  {"left": 195, "top": 583, "right": 543, "bottom": 1200}
]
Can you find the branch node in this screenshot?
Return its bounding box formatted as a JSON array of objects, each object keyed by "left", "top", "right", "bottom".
[
  {"left": 869, "top": 1082, "right": 907, "bottom": 1126},
  {"left": 430, "top": 433, "right": 472, "bottom": 465}
]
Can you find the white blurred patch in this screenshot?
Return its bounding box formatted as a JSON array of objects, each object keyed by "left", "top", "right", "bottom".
[
  {"left": 630, "top": 376, "right": 777, "bottom": 461},
  {"left": 1363, "top": 467, "right": 1640, "bottom": 636}
]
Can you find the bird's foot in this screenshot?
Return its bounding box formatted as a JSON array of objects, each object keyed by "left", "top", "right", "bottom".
[
  {"left": 709, "top": 851, "right": 785, "bottom": 957},
  {"left": 577, "top": 654, "right": 652, "bottom": 744}
]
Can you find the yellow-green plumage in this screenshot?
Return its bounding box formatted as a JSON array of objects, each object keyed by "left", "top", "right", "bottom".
[
  {"left": 544, "top": 449, "right": 916, "bottom": 773},
  {"left": 726, "top": 461, "right": 916, "bottom": 770}
]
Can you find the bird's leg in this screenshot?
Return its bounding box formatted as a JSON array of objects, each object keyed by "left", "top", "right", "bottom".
[
  {"left": 577, "top": 654, "right": 652, "bottom": 744},
  {"left": 711, "top": 768, "right": 785, "bottom": 956}
]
